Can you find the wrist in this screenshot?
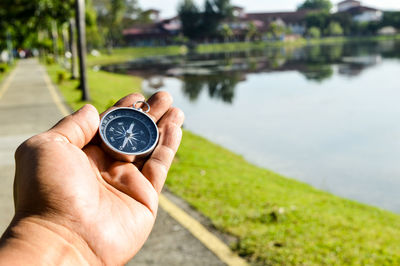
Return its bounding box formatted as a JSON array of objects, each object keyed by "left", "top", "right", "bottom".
[{"left": 0, "top": 216, "right": 101, "bottom": 265}]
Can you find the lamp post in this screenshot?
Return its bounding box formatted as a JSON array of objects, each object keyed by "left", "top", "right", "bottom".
[{"left": 75, "top": 0, "right": 91, "bottom": 101}]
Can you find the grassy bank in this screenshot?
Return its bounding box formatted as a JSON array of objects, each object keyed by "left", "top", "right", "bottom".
[
  {"left": 0, "top": 63, "right": 15, "bottom": 84},
  {"left": 196, "top": 39, "right": 307, "bottom": 53},
  {"left": 87, "top": 45, "right": 187, "bottom": 66},
  {"left": 85, "top": 34, "right": 400, "bottom": 65},
  {"left": 196, "top": 34, "right": 400, "bottom": 54},
  {"left": 46, "top": 62, "right": 400, "bottom": 265}
]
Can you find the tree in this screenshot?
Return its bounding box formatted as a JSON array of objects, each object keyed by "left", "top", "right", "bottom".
[
  {"left": 268, "top": 22, "right": 286, "bottom": 39},
  {"left": 178, "top": 0, "right": 233, "bottom": 41},
  {"left": 298, "top": 0, "right": 332, "bottom": 12},
  {"left": 220, "top": 24, "right": 233, "bottom": 42},
  {"left": 325, "top": 22, "right": 343, "bottom": 36},
  {"left": 0, "top": 0, "right": 75, "bottom": 51},
  {"left": 307, "top": 26, "right": 321, "bottom": 38},
  {"left": 305, "top": 11, "right": 330, "bottom": 31},
  {"left": 86, "top": 0, "right": 103, "bottom": 49},
  {"left": 178, "top": 0, "right": 203, "bottom": 40},
  {"left": 93, "top": 0, "right": 141, "bottom": 48},
  {"left": 245, "top": 22, "right": 258, "bottom": 42},
  {"left": 331, "top": 12, "right": 353, "bottom": 35},
  {"left": 381, "top": 11, "right": 400, "bottom": 29}
]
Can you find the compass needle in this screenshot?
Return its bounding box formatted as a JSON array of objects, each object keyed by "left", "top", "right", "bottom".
[
  {"left": 128, "top": 138, "right": 134, "bottom": 146},
  {"left": 122, "top": 137, "right": 129, "bottom": 150},
  {"left": 127, "top": 122, "right": 134, "bottom": 134}
]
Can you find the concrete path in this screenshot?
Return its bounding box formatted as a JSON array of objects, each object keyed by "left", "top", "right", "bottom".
[{"left": 0, "top": 59, "right": 225, "bottom": 265}]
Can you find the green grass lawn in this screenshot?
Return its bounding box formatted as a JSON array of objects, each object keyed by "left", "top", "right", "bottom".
[
  {"left": 46, "top": 57, "right": 400, "bottom": 265},
  {"left": 87, "top": 45, "right": 187, "bottom": 66},
  {"left": 197, "top": 34, "right": 400, "bottom": 54},
  {"left": 46, "top": 64, "right": 142, "bottom": 112},
  {"left": 196, "top": 39, "right": 307, "bottom": 54},
  {"left": 168, "top": 131, "right": 400, "bottom": 265},
  {"left": 0, "top": 63, "right": 15, "bottom": 84}
]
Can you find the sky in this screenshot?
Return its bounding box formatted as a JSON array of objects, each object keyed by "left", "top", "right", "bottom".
[{"left": 138, "top": 0, "right": 400, "bottom": 18}]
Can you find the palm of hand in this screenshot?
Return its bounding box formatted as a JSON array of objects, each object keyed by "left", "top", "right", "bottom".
[{"left": 13, "top": 93, "right": 183, "bottom": 265}]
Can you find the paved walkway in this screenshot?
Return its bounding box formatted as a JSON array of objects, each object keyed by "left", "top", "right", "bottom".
[{"left": 0, "top": 59, "right": 225, "bottom": 265}]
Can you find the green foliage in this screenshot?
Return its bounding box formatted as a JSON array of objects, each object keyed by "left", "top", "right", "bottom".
[
  {"left": 86, "top": 45, "right": 186, "bottom": 66},
  {"left": 307, "top": 26, "right": 321, "bottom": 38},
  {"left": 305, "top": 9, "right": 400, "bottom": 37},
  {"left": 298, "top": 0, "right": 333, "bottom": 12},
  {"left": 93, "top": 0, "right": 142, "bottom": 47},
  {"left": 382, "top": 11, "right": 400, "bottom": 29},
  {"left": 331, "top": 12, "right": 353, "bottom": 35},
  {"left": 305, "top": 11, "right": 330, "bottom": 33},
  {"left": 178, "top": 0, "right": 203, "bottom": 40},
  {"left": 220, "top": 24, "right": 233, "bottom": 42},
  {"left": 0, "top": 0, "right": 75, "bottom": 50},
  {"left": 45, "top": 55, "right": 55, "bottom": 65},
  {"left": 268, "top": 22, "right": 287, "bottom": 39},
  {"left": 46, "top": 64, "right": 141, "bottom": 112},
  {"left": 56, "top": 70, "right": 68, "bottom": 84},
  {"left": 325, "top": 22, "right": 343, "bottom": 36},
  {"left": 245, "top": 22, "right": 258, "bottom": 42},
  {"left": 178, "top": 0, "right": 233, "bottom": 40},
  {"left": 86, "top": 0, "right": 103, "bottom": 48}
]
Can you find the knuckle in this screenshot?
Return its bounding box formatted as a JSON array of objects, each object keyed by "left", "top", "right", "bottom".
[
  {"left": 155, "top": 91, "right": 173, "bottom": 103},
  {"left": 14, "top": 135, "right": 42, "bottom": 160},
  {"left": 171, "top": 107, "right": 185, "bottom": 121}
]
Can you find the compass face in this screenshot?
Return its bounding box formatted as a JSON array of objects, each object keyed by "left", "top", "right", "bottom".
[{"left": 99, "top": 108, "right": 158, "bottom": 156}]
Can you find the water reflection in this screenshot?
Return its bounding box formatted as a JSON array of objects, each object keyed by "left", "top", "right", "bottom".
[
  {"left": 181, "top": 73, "right": 242, "bottom": 103},
  {"left": 103, "top": 40, "right": 399, "bottom": 103}
]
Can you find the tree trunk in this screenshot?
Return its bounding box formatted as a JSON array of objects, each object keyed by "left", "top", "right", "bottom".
[
  {"left": 51, "top": 20, "right": 59, "bottom": 63},
  {"left": 69, "top": 18, "right": 79, "bottom": 79},
  {"left": 75, "top": 0, "right": 91, "bottom": 101}
]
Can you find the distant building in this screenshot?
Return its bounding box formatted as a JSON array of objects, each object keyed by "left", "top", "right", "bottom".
[
  {"left": 123, "top": 17, "right": 181, "bottom": 46},
  {"left": 123, "top": 7, "right": 312, "bottom": 45},
  {"left": 245, "top": 10, "right": 310, "bottom": 36},
  {"left": 378, "top": 26, "right": 397, "bottom": 35},
  {"left": 338, "top": 0, "right": 361, "bottom": 12},
  {"left": 337, "top": 0, "right": 383, "bottom": 23}
]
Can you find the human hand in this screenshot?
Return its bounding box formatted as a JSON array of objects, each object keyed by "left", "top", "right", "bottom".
[{"left": 0, "top": 92, "right": 184, "bottom": 265}]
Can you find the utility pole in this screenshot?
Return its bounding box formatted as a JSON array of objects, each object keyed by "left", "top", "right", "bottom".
[
  {"left": 69, "top": 18, "right": 79, "bottom": 79},
  {"left": 75, "top": 0, "right": 91, "bottom": 101}
]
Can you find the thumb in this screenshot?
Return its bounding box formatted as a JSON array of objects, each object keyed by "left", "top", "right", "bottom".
[{"left": 48, "top": 104, "right": 100, "bottom": 149}]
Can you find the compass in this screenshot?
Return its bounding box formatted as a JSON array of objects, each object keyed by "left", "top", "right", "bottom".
[{"left": 99, "top": 101, "right": 159, "bottom": 162}]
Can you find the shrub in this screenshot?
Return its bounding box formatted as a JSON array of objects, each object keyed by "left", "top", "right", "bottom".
[
  {"left": 307, "top": 27, "right": 321, "bottom": 39},
  {"left": 57, "top": 70, "right": 68, "bottom": 84},
  {"left": 325, "top": 22, "right": 344, "bottom": 36},
  {"left": 46, "top": 55, "right": 55, "bottom": 65}
]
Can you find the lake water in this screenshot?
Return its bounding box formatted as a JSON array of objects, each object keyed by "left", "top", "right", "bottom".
[{"left": 104, "top": 40, "right": 400, "bottom": 212}]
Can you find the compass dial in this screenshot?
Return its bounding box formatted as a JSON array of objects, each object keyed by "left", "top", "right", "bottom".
[{"left": 99, "top": 108, "right": 158, "bottom": 156}]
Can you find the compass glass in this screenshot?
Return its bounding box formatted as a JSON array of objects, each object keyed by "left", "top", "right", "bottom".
[{"left": 100, "top": 108, "right": 158, "bottom": 155}]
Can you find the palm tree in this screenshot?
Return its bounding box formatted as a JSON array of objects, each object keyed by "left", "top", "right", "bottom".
[{"left": 220, "top": 23, "right": 233, "bottom": 43}]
